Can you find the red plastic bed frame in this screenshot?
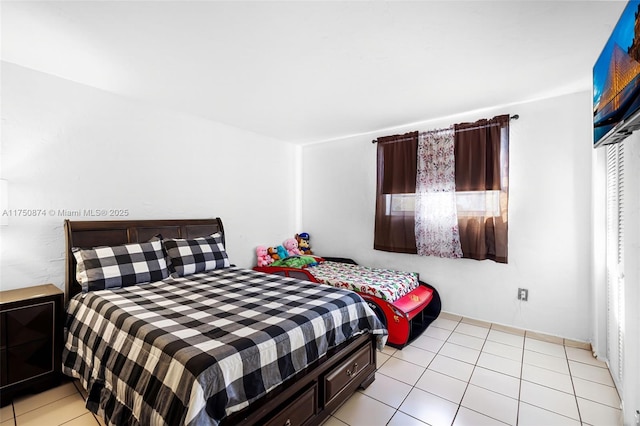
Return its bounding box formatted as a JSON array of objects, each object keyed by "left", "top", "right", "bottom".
[{"left": 254, "top": 257, "right": 441, "bottom": 349}]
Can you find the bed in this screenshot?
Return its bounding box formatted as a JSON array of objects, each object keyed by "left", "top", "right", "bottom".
[
  {"left": 62, "top": 218, "right": 387, "bottom": 426},
  {"left": 254, "top": 257, "right": 441, "bottom": 348}
]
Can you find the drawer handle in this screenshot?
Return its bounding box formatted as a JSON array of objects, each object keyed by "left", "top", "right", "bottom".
[
  {"left": 346, "top": 362, "right": 359, "bottom": 377},
  {"left": 284, "top": 419, "right": 291, "bottom": 426}
]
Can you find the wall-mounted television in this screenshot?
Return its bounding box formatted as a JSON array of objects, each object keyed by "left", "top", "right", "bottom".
[{"left": 593, "top": 0, "right": 640, "bottom": 148}]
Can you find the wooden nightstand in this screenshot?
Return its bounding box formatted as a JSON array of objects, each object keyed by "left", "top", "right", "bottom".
[{"left": 0, "top": 284, "right": 64, "bottom": 406}]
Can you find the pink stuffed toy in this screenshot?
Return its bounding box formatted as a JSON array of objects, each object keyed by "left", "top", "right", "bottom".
[
  {"left": 283, "top": 238, "right": 302, "bottom": 256},
  {"left": 256, "top": 246, "right": 273, "bottom": 267}
]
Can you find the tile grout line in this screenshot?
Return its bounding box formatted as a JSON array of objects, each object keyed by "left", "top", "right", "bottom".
[
  {"left": 449, "top": 321, "right": 593, "bottom": 425},
  {"left": 525, "top": 335, "right": 597, "bottom": 424},
  {"left": 564, "top": 344, "right": 584, "bottom": 425},
  {"left": 446, "top": 319, "right": 515, "bottom": 426},
  {"left": 450, "top": 324, "right": 483, "bottom": 426},
  {"left": 430, "top": 320, "right": 523, "bottom": 425},
  {"left": 58, "top": 411, "right": 96, "bottom": 426},
  {"left": 73, "top": 378, "right": 101, "bottom": 425},
  {"left": 384, "top": 320, "right": 452, "bottom": 425},
  {"left": 428, "top": 319, "right": 466, "bottom": 426},
  {"left": 516, "top": 324, "right": 526, "bottom": 426},
  {"left": 378, "top": 318, "right": 462, "bottom": 425},
  {"left": 12, "top": 393, "right": 80, "bottom": 424},
  {"left": 360, "top": 349, "right": 404, "bottom": 425},
  {"left": 433, "top": 320, "right": 466, "bottom": 426}
]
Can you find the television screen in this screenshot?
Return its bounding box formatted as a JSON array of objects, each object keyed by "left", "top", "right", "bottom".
[{"left": 593, "top": 0, "right": 640, "bottom": 147}]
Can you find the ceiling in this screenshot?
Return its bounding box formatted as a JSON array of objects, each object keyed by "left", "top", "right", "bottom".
[{"left": 0, "top": 1, "right": 627, "bottom": 144}]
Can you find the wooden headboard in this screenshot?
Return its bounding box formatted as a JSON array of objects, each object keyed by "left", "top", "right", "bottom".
[{"left": 64, "top": 218, "right": 225, "bottom": 303}]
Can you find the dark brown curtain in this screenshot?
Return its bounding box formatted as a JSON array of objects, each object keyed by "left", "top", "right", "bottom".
[
  {"left": 455, "top": 115, "right": 509, "bottom": 263},
  {"left": 374, "top": 132, "right": 418, "bottom": 253}
]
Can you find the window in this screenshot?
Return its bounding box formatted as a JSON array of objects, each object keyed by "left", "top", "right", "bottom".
[
  {"left": 374, "top": 115, "right": 510, "bottom": 263},
  {"left": 384, "top": 191, "right": 501, "bottom": 217},
  {"left": 385, "top": 194, "right": 416, "bottom": 216},
  {"left": 455, "top": 190, "right": 502, "bottom": 217}
]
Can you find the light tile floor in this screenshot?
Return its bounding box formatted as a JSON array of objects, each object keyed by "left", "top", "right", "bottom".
[
  {"left": 328, "top": 313, "right": 623, "bottom": 426},
  {"left": 0, "top": 313, "right": 622, "bottom": 426},
  {"left": 0, "top": 380, "right": 103, "bottom": 426}
]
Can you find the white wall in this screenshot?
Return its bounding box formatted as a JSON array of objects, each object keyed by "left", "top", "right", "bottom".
[
  {"left": 0, "top": 62, "right": 297, "bottom": 291},
  {"left": 302, "top": 91, "right": 594, "bottom": 341}
]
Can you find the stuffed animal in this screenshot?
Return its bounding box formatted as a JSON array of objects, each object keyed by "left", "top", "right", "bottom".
[
  {"left": 256, "top": 246, "right": 273, "bottom": 267},
  {"left": 267, "top": 246, "right": 280, "bottom": 261},
  {"left": 276, "top": 245, "right": 289, "bottom": 260},
  {"left": 296, "top": 232, "right": 312, "bottom": 255},
  {"left": 283, "top": 238, "right": 302, "bottom": 256}
]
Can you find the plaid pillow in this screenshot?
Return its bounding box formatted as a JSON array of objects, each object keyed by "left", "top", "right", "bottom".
[
  {"left": 73, "top": 240, "right": 169, "bottom": 292},
  {"left": 162, "top": 233, "right": 230, "bottom": 277}
]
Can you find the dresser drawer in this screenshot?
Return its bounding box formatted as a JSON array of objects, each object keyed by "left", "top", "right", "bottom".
[
  {"left": 324, "top": 343, "right": 372, "bottom": 404},
  {"left": 265, "top": 384, "right": 318, "bottom": 426}
]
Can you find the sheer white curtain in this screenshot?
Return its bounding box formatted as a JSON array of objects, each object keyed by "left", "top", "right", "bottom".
[{"left": 415, "top": 128, "right": 462, "bottom": 258}]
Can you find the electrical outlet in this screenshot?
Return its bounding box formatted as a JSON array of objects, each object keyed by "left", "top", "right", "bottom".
[{"left": 518, "top": 288, "right": 529, "bottom": 301}]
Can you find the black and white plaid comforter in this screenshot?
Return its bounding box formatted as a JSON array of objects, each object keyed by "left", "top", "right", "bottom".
[{"left": 62, "top": 267, "right": 387, "bottom": 426}]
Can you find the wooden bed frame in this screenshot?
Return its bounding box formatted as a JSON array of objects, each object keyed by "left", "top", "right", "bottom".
[
  {"left": 64, "top": 218, "right": 378, "bottom": 425},
  {"left": 64, "top": 218, "right": 225, "bottom": 303}
]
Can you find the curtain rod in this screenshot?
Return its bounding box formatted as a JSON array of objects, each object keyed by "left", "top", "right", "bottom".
[{"left": 371, "top": 114, "right": 519, "bottom": 144}]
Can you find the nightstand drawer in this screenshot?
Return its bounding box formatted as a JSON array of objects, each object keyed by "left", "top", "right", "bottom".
[
  {"left": 6, "top": 339, "right": 54, "bottom": 385},
  {"left": 0, "top": 348, "right": 6, "bottom": 387},
  {"left": 4, "top": 302, "right": 54, "bottom": 347},
  {"left": 0, "top": 284, "right": 63, "bottom": 404}
]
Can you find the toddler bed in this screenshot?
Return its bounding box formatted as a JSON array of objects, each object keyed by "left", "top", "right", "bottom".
[
  {"left": 254, "top": 257, "right": 441, "bottom": 348},
  {"left": 62, "top": 218, "right": 386, "bottom": 426}
]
